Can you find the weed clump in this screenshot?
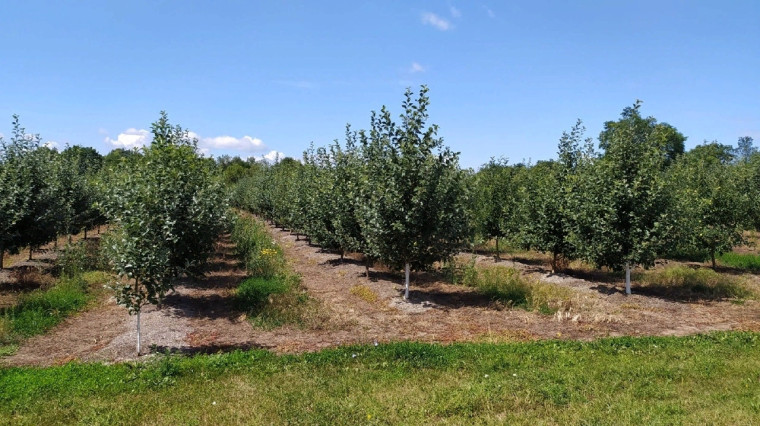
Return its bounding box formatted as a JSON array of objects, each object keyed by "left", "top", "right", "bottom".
[{"left": 638, "top": 266, "right": 753, "bottom": 300}]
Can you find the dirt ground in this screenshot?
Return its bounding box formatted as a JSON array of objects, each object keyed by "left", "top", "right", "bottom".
[{"left": 3, "top": 225, "right": 760, "bottom": 367}]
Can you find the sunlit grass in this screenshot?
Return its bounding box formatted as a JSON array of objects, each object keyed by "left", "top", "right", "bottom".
[{"left": 2, "top": 333, "right": 760, "bottom": 424}]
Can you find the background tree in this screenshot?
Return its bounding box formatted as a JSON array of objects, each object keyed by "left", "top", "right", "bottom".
[
  {"left": 519, "top": 120, "right": 595, "bottom": 272},
  {"left": 473, "top": 157, "right": 519, "bottom": 260},
  {"left": 668, "top": 145, "right": 748, "bottom": 267}
]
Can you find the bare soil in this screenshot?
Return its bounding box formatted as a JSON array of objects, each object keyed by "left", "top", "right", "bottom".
[{"left": 3, "top": 225, "right": 760, "bottom": 367}]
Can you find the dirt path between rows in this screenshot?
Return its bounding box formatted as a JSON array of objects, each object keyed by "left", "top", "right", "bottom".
[{"left": 4, "top": 224, "right": 760, "bottom": 367}]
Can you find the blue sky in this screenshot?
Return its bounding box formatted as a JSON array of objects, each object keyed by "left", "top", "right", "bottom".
[{"left": 1, "top": 1, "right": 757, "bottom": 168}]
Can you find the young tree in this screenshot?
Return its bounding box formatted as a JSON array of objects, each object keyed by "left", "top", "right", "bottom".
[
  {"left": 360, "top": 86, "right": 469, "bottom": 299},
  {"left": 669, "top": 144, "right": 749, "bottom": 267},
  {"left": 0, "top": 116, "right": 38, "bottom": 269},
  {"left": 520, "top": 120, "right": 594, "bottom": 272},
  {"left": 572, "top": 102, "right": 674, "bottom": 294},
  {"left": 473, "top": 157, "right": 519, "bottom": 261},
  {"left": 100, "top": 112, "right": 228, "bottom": 354}
]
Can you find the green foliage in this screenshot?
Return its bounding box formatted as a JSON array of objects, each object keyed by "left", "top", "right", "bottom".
[
  {"left": 4, "top": 333, "right": 760, "bottom": 424},
  {"left": 472, "top": 157, "right": 522, "bottom": 259},
  {"left": 571, "top": 101, "right": 674, "bottom": 271},
  {"left": 668, "top": 145, "right": 748, "bottom": 267},
  {"left": 360, "top": 86, "right": 470, "bottom": 271},
  {"left": 99, "top": 111, "right": 228, "bottom": 314}
]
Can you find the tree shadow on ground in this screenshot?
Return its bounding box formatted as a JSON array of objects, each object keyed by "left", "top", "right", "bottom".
[
  {"left": 589, "top": 282, "right": 748, "bottom": 303},
  {"left": 162, "top": 291, "right": 240, "bottom": 321},
  {"left": 150, "top": 341, "right": 274, "bottom": 356},
  {"left": 404, "top": 288, "right": 495, "bottom": 310}
]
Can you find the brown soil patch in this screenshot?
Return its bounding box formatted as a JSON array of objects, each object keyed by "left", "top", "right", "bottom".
[{"left": 4, "top": 225, "right": 760, "bottom": 367}]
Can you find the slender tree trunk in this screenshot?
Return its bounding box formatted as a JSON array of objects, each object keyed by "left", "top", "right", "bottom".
[
  {"left": 97, "top": 225, "right": 100, "bottom": 234},
  {"left": 135, "top": 278, "right": 141, "bottom": 355},
  {"left": 28, "top": 246, "right": 33, "bottom": 261},
  {"left": 625, "top": 263, "right": 631, "bottom": 295},
  {"left": 340, "top": 251, "right": 344, "bottom": 262},
  {"left": 495, "top": 237, "right": 500, "bottom": 262},
  {"left": 365, "top": 257, "right": 371, "bottom": 278},
  {"left": 552, "top": 252, "right": 558, "bottom": 274},
  {"left": 711, "top": 251, "right": 717, "bottom": 269},
  {"left": 0, "top": 244, "right": 4, "bottom": 270},
  {"left": 137, "top": 311, "right": 141, "bottom": 356},
  {"left": 404, "top": 262, "right": 411, "bottom": 300},
  {"left": 84, "top": 228, "right": 88, "bottom": 240}
]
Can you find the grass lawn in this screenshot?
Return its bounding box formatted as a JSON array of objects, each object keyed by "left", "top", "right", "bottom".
[{"left": 2, "top": 332, "right": 760, "bottom": 424}]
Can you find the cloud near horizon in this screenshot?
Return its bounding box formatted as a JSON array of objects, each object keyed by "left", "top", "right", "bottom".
[{"left": 105, "top": 128, "right": 275, "bottom": 157}]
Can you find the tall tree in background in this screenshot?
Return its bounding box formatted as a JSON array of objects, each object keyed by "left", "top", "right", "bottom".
[
  {"left": 361, "top": 86, "right": 469, "bottom": 299},
  {"left": 572, "top": 102, "right": 674, "bottom": 294}
]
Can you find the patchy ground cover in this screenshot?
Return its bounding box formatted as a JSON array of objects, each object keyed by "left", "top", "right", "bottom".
[{"left": 2, "top": 222, "right": 760, "bottom": 367}]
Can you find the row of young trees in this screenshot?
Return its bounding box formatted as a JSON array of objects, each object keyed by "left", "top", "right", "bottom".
[
  {"left": 235, "top": 87, "right": 468, "bottom": 298},
  {"left": 1, "top": 113, "right": 228, "bottom": 353},
  {"left": 232, "top": 90, "right": 758, "bottom": 297},
  {"left": 0, "top": 116, "right": 104, "bottom": 269}
]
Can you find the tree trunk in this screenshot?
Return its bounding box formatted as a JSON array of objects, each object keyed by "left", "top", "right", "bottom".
[
  {"left": 97, "top": 225, "right": 100, "bottom": 234},
  {"left": 137, "top": 311, "right": 141, "bottom": 356},
  {"left": 625, "top": 263, "right": 632, "bottom": 295},
  {"left": 84, "top": 228, "right": 88, "bottom": 240},
  {"left": 711, "top": 251, "right": 717, "bottom": 269},
  {"left": 0, "top": 244, "right": 4, "bottom": 270},
  {"left": 340, "top": 251, "right": 344, "bottom": 262},
  {"left": 495, "top": 237, "right": 500, "bottom": 262},
  {"left": 365, "top": 259, "right": 371, "bottom": 278},
  {"left": 29, "top": 246, "right": 33, "bottom": 261},
  {"left": 404, "top": 263, "right": 411, "bottom": 300},
  {"left": 552, "top": 252, "right": 558, "bottom": 274}
]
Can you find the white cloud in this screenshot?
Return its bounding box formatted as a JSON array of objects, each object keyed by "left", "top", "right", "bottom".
[
  {"left": 450, "top": 6, "right": 461, "bottom": 18},
  {"left": 44, "top": 141, "right": 60, "bottom": 150},
  {"left": 255, "top": 150, "right": 285, "bottom": 163},
  {"left": 421, "top": 12, "right": 451, "bottom": 31},
  {"left": 105, "top": 128, "right": 150, "bottom": 149},
  {"left": 104, "top": 126, "right": 284, "bottom": 160},
  {"left": 410, "top": 62, "right": 426, "bottom": 73},
  {"left": 199, "top": 135, "right": 265, "bottom": 151},
  {"left": 483, "top": 6, "right": 495, "bottom": 18}
]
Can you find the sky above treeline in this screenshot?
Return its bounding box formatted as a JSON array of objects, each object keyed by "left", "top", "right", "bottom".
[{"left": 1, "top": 1, "right": 757, "bottom": 169}]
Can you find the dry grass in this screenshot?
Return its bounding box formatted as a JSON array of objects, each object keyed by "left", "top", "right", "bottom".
[{"left": 350, "top": 284, "right": 379, "bottom": 304}]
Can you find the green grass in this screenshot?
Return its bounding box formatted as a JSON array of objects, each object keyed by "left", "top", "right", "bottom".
[
  {"left": 719, "top": 252, "right": 760, "bottom": 272},
  {"left": 1, "top": 240, "right": 110, "bottom": 356},
  {"left": 451, "top": 263, "right": 573, "bottom": 314},
  {"left": 638, "top": 265, "right": 754, "bottom": 300},
  {"left": 1, "top": 332, "right": 760, "bottom": 424},
  {"left": 1, "top": 277, "right": 90, "bottom": 344},
  {"left": 231, "top": 212, "right": 328, "bottom": 330}
]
